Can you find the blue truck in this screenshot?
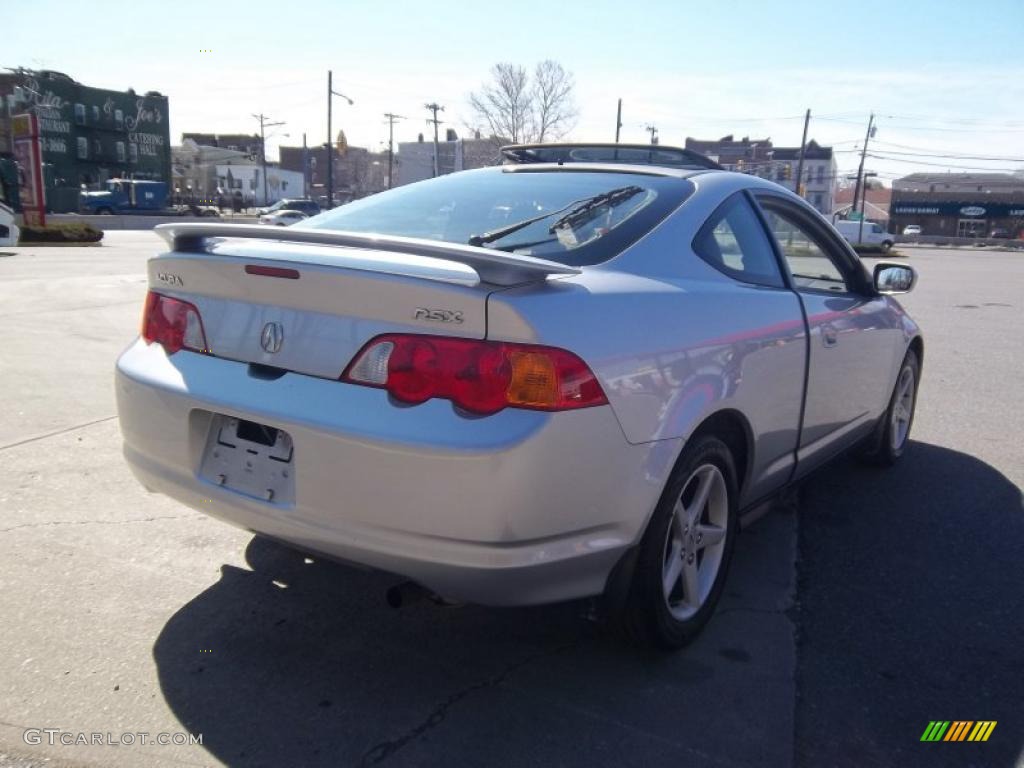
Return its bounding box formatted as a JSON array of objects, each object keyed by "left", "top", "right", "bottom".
[{"left": 80, "top": 179, "right": 219, "bottom": 216}]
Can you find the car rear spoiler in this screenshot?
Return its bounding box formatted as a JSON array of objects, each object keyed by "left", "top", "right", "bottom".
[{"left": 154, "top": 223, "right": 581, "bottom": 286}]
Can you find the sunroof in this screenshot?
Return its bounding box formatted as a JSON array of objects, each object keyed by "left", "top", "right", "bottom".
[{"left": 501, "top": 143, "right": 722, "bottom": 170}]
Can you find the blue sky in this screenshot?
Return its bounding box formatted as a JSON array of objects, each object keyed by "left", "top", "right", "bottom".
[{"left": 7, "top": 0, "right": 1024, "bottom": 182}]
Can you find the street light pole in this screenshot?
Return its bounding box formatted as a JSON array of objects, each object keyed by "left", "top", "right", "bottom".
[{"left": 325, "top": 70, "right": 354, "bottom": 210}]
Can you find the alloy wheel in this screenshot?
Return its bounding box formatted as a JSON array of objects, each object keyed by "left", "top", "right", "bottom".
[
  {"left": 891, "top": 366, "right": 916, "bottom": 451},
  {"left": 661, "top": 463, "right": 729, "bottom": 620}
]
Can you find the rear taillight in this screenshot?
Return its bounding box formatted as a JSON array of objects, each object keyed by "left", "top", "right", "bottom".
[
  {"left": 141, "top": 291, "right": 209, "bottom": 355},
  {"left": 342, "top": 334, "right": 608, "bottom": 415}
]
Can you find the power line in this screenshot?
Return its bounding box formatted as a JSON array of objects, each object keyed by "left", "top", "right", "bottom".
[{"left": 866, "top": 153, "right": 1024, "bottom": 173}]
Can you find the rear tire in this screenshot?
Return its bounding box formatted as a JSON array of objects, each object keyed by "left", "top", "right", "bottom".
[
  {"left": 880, "top": 240, "right": 894, "bottom": 254},
  {"left": 619, "top": 435, "right": 739, "bottom": 650},
  {"left": 860, "top": 349, "right": 919, "bottom": 466}
]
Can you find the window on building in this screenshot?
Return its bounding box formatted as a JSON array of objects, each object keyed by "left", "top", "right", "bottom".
[
  {"left": 116, "top": 142, "right": 126, "bottom": 162},
  {"left": 813, "top": 193, "right": 823, "bottom": 209},
  {"left": 93, "top": 139, "right": 102, "bottom": 157},
  {"left": 77, "top": 137, "right": 88, "bottom": 159},
  {"left": 115, "top": 109, "right": 124, "bottom": 129},
  {"left": 128, "top": 143, "right": 138, "bottom": 163},
  {"left": 74, "top": 103, "right": 86, "bottom": 125},
  {"left": 817, "top": 166, "right": 824, "bottom": 184},
  {"left": 91, "top": 105, "right": 100, "bottom": 123},
  {"left": 776, "top": 166, "right": 785, "bottom": 181}
]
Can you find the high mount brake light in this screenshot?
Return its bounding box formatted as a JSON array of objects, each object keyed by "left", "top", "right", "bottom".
[
  {"left": 141, "top": 291, "right": 209, "bottom": 355},
  {"left": 343, "top": 334, "right": 607, "bottom": 415}
]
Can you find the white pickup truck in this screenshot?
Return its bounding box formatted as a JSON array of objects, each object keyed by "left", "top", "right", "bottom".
[{"left": 0, "top": 201, "right": 19, "bottom": 247}]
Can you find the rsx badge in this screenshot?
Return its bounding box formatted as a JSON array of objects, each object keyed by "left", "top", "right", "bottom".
[{"left": 413, "top": 308, "right": 464, "bottom": 324}]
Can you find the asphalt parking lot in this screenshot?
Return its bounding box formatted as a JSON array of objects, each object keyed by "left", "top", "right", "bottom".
[{"left": 0, "top": 234, "right": 1021, "bottom": 768}]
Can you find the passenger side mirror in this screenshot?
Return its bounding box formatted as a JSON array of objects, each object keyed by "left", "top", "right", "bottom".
[{"left": 873, "top": 262, "right": 916, "bottom": 294}]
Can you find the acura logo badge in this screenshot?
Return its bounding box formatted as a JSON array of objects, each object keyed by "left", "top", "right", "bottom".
[{"left": 260, "top": 322, "right": 284, "bottom": 354}]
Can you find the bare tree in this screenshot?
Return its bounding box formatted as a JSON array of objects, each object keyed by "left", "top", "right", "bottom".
[
  {"left": 468, "top": 63, "right": 532, "bottom": 144},
  {"left": 531, "top": 60, "right": 578, "bottom": 142},
  {"left": 468, "top": 61, "right": 577, "bottom": 144}
]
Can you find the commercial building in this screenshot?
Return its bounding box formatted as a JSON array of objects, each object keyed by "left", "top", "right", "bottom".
[
  {"left": 684, "top": 135, "right": 837, "bottom": 216},
  {"left": 394, "top": 132, "right": 503, "bottom": 187},
  {"left": 0, "top": 69, "right": 170, "bottom": 212},
  {"left": 890, "top": 173, "right": 1024, "bottom": 238}
]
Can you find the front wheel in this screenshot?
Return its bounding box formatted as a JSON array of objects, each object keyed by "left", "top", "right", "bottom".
[
  {"left": 861, "top": 349, "right": 919, "bottom": 465},
  {"left": 880, "top": 240, "right": 894, "bottom": 254},
  {"left": 620, "top": 435, "right": 739, "bottom": 649}
]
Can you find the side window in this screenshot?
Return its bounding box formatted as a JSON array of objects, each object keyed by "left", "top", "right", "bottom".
[
  {"left": 692, "top": 194, "right": 783, "bottom": 288},
  {"left": 759, "top": 203, "right": 851, "bottom": 293}
]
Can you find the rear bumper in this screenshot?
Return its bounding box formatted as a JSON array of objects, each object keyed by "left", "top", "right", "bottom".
[{"left": 115, "top": 339, "right": 679, "bottom": 605}]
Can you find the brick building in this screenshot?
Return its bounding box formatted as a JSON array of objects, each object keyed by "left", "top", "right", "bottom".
[{"left": 0, "top": 68, "right": 170, "bottom": 212}]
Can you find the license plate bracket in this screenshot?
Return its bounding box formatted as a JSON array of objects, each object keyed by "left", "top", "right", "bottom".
[{"left": 199, "top": 414, "right": 295, "bottom": 504}]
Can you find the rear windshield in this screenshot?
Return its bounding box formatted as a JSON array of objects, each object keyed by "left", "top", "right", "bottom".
[{"left": 305, "top": 168, "right": 693, "bottom": 266}]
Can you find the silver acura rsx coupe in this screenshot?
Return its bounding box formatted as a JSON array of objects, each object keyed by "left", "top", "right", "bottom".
[{"left": 115, "top": 144, "right": 921, "bottom": 649}]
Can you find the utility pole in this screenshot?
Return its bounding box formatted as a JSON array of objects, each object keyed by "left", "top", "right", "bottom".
[
  {"left": 793, "top": 108, "right": 811, "bottom": 199},
  {"left": 383, "top": 112, "right": 405, "bottom": 189},
  {"left": 302, "top": 133, "right": 308, "bottom": 198},
  {"left": 851, "top": 113, "right": 876, "bottom": 244},
  {"left": 615, "top": 99, "right": 622, "bottom": 143},
  {"left": 326, "top": 70, "right": 354, "bottom": 210},
  {"left": 645, "top": 124, "right": 658, "bottom": 145},
  {"left": 252, "top": 112, "right": 284, "bottom": 206},
  {"left": 424, "top": 102, "right": 444, "bottom": 177}
]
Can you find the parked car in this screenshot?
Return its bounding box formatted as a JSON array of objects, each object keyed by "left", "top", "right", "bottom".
[
  {"left": 256, "top": 198, "right": 320, "bottom": 217},
  {"left": 902, "top": 224, "right": 922, "bottom": 236},
  {"left": 260, "top": 209, "right": 308, "bottom": 226},
  {"left": 989, "top": 228, "right": 1012, "bottom": 239},
  {"left": 116, "top": 149, "right": 922, "bottom": 649},
  {"left": 833, "top": 219, "right": 895, "bottom": 252}
]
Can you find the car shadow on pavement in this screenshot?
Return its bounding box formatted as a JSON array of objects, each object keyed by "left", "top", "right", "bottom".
[
  {"left": 794, "top": 440, "right": 1023, "bottom": 768},
  {"left": 153, "top": 498, "right": 798, "bottom": 767}
]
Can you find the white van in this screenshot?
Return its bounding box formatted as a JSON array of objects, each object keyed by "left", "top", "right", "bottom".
[
  {"left": 0, "top": 201, "right": 19, "bottom": 247},
  {"left": 833, "top": 219, "right": 894, "bottom": 253}
]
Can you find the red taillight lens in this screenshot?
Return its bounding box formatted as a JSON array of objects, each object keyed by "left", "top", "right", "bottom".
[
  {"left": 141, "top": 291, "right": 209, "bottom": 355},
  {"left": 343, "top": 334, "right": 607, "bottom": 415}
]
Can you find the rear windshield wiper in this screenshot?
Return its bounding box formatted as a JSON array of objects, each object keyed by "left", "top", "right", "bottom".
[
  {"left": 468, "top": 185, "right": 644, "bottom": 248},
  {"left": 548, "top": 185, "right": 643, "bottom": 231}
]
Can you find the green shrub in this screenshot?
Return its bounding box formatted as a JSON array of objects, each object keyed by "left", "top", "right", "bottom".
[{"left": 19, "top": 222, "right": 104, "bottom": 244}]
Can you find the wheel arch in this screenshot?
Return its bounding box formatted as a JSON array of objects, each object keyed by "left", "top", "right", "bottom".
[
  {"left": 685, "top": 408, "right": 753, "bottom": 498},
  {"left": 908, "top": 334, "right": 924, "bottom": 371}
]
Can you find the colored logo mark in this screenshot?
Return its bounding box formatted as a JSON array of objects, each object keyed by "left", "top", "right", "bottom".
[{"left": 921, "top": 721, "right": 996, "bottom": 742}]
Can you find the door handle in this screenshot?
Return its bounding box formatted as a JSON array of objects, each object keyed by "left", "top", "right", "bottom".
[{"left": 822, "top": 326, "right": 838, "bottom": 347}]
